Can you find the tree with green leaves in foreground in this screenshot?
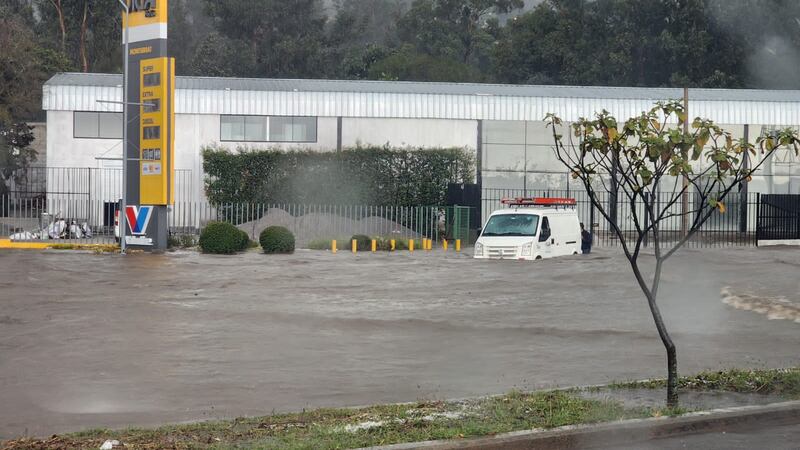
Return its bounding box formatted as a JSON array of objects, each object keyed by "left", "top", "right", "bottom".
[{"left": 545, "top": 101, "right": 799, "bottom": 407}]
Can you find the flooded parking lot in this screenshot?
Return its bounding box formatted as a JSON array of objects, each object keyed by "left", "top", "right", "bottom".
[{"left": 1, "top": 246, "right": 798, "bottom": 438}]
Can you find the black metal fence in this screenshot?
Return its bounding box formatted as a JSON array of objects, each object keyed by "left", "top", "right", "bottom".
[
  {"left": 757, "top": 194, "right": 800, "bottom": 242},
  {"left": 482, "top": 188, "right": 759, "bottom": 248}
]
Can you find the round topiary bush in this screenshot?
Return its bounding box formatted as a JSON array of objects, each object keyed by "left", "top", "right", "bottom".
[
  {"left": 199, "top": 222, "right": 244, "bottom": 254},
  {"left": 260, "top": 226, "right": 295, "bottom": 254},
  {"left": 238, "top": 229, "right": 251, "bottom": 251},
  {"left": 351, "top": 234, "right": 371, "bottom": 251}
]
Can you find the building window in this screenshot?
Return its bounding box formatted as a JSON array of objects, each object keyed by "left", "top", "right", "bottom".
[
  {"left": 220, "top": 115, "right": 317, "bottom": 142},
  {"left": 74, "top": 111, "right": 123, "bottom": 139}
]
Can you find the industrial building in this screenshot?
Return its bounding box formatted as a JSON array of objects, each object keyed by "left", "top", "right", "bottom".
[{"left": 41, "top": 73, "right": 800, "bottom": 225}]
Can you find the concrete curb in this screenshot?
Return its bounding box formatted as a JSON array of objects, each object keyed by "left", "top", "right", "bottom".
[
  {"left": 0, "top": 239, "right": 119, "bottom": 251},
  {"left": 362, "top": 400, "right": 800, "bottom": 450}
]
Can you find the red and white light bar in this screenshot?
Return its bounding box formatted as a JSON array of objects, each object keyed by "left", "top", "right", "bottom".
[{"left": 501, "top": 197, "right": 577, "bottom": 206}]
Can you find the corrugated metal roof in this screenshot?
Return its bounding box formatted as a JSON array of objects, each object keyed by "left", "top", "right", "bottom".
[
  {"left": 42, "top": 72, "right": 800, "bottom": 124},
  {"left": 44, "top": 72, "right": 800, "bottom": 101}
]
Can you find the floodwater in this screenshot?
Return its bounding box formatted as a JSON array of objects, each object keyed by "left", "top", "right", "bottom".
[{"left": 0, "top": 246, "right": 798, "bottom": 438}]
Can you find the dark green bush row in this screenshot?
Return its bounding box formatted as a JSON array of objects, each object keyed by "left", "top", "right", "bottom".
[
  {"left": 203, "top": 146, "right": 475, "bottom": 206},
  {"left": 199, "top": 222, "right": 251, "bottom": 254},
  {"left": 260, "top": 226, "right": 295, "bottom": 254},
  {"left": 307, "top": 236, "right": 409, "bottom": 251}
]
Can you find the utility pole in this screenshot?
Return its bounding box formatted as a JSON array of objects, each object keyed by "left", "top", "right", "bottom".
[
  {"left": 118, "top": 0, "right": 129, "bottom": 253},
  {"left": 682, "top": 87, "right": 689, "bottom": 236}
]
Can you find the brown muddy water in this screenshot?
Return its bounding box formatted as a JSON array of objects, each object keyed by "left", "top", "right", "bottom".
[{"left": 0, "top": 246, "right": 798, "bottom": 438}]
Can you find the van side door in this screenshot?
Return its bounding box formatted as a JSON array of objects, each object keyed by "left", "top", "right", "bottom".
[{"left": 537, "top": 216, "right": 554, "bottom": 258}]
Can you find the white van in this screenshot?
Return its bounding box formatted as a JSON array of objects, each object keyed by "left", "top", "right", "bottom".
[{"left": 474, "top": 198, "right": 582, "bottom": 260}]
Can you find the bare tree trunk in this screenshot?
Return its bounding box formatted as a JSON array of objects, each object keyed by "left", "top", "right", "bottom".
[
  {"left": 631, "top": 260, "right": 678, "bottom": 408},
  {"left": 79, "top": 1, "right": 89, "bottom": 72},
  {"left": 646, "top": 293, "right": 678, "bottom": 407},
  {"left": 50, "top": 0, "right": 66, "bottom": 52},
  {"left": 644, "top": 261, "right": 678, "bottom": 408}
]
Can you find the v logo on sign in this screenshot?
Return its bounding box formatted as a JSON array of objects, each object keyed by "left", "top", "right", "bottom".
[{"left": 126, "top": 205, "right": 153, "bottom": 235}]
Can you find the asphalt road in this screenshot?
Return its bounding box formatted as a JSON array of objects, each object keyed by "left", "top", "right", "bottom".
[
  {"left": 1, "top": 245, "right": 798, "bottom": 438},
  {"left": 595, "top": 421, "right": 800, "bottom": 450}
]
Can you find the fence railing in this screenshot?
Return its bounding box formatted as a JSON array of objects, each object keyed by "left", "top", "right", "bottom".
[
  {"left": 482, "top": 188, "right": 759, "bottom": 248},
  {"left": 2, "top": 166, "right": 196, "bottom": 203},
  {"left": 1, "top": 197, "right": 473, "bottom": 247}
]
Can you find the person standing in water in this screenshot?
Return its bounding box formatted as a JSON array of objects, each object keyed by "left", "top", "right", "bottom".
[{"left": 580, "top": 222, "right": 592, "bottom": 254}]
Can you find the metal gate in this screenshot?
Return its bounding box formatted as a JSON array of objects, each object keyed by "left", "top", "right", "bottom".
[{"left": 757, "top": 194, "right": 800, "bottom": 244}]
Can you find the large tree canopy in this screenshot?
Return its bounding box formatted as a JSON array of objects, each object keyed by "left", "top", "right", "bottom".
[{"left": 2, "top": 0, "right": 799, "bottom": 130}]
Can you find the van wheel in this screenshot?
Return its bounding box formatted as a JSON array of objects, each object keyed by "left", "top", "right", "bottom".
[
  {"left": 535, "top": 256, "right": 542, "bottom": 260},
  {"left": 573, "top": 251, "right": 579, "bottom": 255}
]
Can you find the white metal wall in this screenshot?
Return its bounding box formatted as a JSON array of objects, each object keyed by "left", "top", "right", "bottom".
[{"left": 43, "top": 83, "right": 800, "bottom": 125}]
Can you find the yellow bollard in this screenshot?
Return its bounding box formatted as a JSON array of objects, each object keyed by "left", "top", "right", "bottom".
[
  {"left": 390, "top": 239, "right": 396, "bottom": 251},
  {"left": 371, "top": 239, "right": 377, "bottom": 252},
  {"left": 332, "top": 240, "right": 337, "bottom": 253},
  {"left": 427, "top": 239, "right": 432, "bottom": 250},
  {"left": 455, "top": 239, "right": 461, "bottom": 252},
  {"left": 352, "top": 239, "right": 357, "bottom": 253},
  {"left": 443, "top": 239, "right": 448, "bottom": 251},
  {"left": 409, "top": 239, "right": 414, "bottom": 252}
]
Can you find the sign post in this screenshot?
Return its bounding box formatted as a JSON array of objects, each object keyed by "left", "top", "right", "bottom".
[{"left": 121, "top": 0, "right": 175, "bottom": 251}]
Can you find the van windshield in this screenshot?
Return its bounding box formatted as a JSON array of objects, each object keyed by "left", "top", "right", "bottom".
[{"left": 482, "top": 214, "right": 540, "bottom": 237}]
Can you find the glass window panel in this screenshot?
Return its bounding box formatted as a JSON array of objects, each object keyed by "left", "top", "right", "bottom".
[
  {"left": 483, "top": 120, "right": 526, "bottom": 145},
  {"left": 269, "top": 116, "right": 293, "bottom": 141},
  {"left": 291, "top": 117, "right": 317, "bottom": 142},
  {"left": 244, "top": 116, "right": 267, "bottom": 141},
  {"left": 525, "top": 144, "right": 563, "bottom": 172},
  {"left": 220, "top": 115, "right": 245, "bottom": 141},
  {"left": 481, "top": 170, "right": 525, "bottom": 190},
  {"left": 98, "top": 112, "right": 123, "bottom": 138},
  {"left": 525, "top": 121, "right": 555, "bottom": 146},
  {"left": 484, "top": 143, "right": 526, "bottom": 172},
  {"left": 74, "top": 112, "right": 99, "bottom": 138}
]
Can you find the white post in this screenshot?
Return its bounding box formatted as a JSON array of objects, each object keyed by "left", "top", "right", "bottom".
[{"left": 119, "top": 0, "right": 129, "bottom": 253}]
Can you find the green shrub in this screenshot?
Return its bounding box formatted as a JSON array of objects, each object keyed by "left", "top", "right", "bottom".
[
  {"left": 260, "top": 226, "right": 295, "bottom": 254},
  {"left": 308, "top": 238, "right": 350, "bottom": 250},
  {"left": 351, "top": 234, "right": 372, "bottom": 251},
  {"left": 179, "top": 234, "right": 197, "bottom": 248},
  {"left": 167, "top": 235, "right": 181, "bottom": 249},
  {"left": 237, "top": 229, "right": 251, "bottom": 251},
  {"left": 203, "top": 146, "right": 475, "bottom": 206},
  {"left": 374, "top": 237, "right": 408, "bottom": 251},
  {"left": 199, "top": 222, "right": 244, "bottom": 254}
]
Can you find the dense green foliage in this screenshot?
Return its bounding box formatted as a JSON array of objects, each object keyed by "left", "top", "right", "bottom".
[
  {"left": 2, "top": 0, "right": 799, "bottom": 125},
  {"left": 203, "top": 146, "right": 475, "bottom": 206},
  {"left": 307, "top": 236, "right": 409, "bottom": 251},
  {"left": 2, "top": 0, "right": 800, "bottom": 175},
  {"left": 198, "top": 221, "right": 247, "bottom": 254},
  {"left": 259, "top": 226, "right": 296, "bottom": 254},
  {"left": 350, "top": 234, "right": 372, "bottom": 251}
]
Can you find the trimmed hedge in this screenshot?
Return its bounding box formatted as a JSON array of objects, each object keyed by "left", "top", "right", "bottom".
[
  {"left": 199, "top": 222, "right": 246, "bottom": 254},
  {"left": 351, "top": 234, "right": 371, "bottom": 251},
  {"left": 238, "top": 229, "right": 250, "bottom": 250},
  {"left": 203, "top": 146, "right": 475, "bottom": 206},
  {"left": 260, "top": 226, "right": 295, "bottom": 254}
]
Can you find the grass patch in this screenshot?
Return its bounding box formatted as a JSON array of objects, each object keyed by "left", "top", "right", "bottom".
[
  {"left": 307, "top": 237, "right": 411, "bottom": 251},
  {"left": 48, "top": 243, "right": 119, "bottom": 253},
  {"left": 608, "top": 367, "right": 800, "bottom": 399},
  {"left": 3, "top": 368, "right": 795, "bottom": 450},
  {"left": 1, "top": 391, "right": 655, "bottom": 450}
]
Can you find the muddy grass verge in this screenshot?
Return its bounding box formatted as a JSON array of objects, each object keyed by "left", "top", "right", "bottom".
[{"left": 3, "top": 368, "right": 797, "bottom": 450}]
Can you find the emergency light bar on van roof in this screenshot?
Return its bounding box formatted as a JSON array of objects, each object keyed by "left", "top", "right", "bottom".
[{"left": 500, "top": 197, "right": 577, "bottom": 207}]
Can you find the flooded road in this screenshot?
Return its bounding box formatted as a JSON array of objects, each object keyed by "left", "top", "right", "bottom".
[{"left": 0, "top": 246, "right": 798, "bottom": 438}]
